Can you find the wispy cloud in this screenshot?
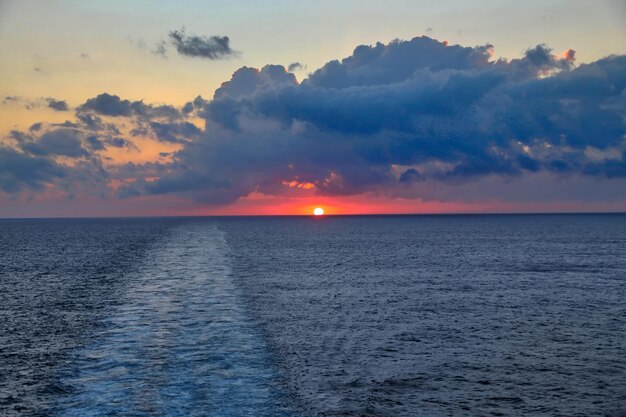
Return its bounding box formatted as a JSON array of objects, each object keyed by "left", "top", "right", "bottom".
[{"left": 3, "top": 96, "right": 70, "bottom": 111}]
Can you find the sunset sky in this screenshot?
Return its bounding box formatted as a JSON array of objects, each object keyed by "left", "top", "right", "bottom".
[{"left": 1, "top": 0, "right": 625, "bottom": 216}]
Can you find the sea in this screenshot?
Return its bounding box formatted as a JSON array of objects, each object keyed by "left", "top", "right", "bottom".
[{"left": 0, "top": 214, "right": 625, "bottom": 417}]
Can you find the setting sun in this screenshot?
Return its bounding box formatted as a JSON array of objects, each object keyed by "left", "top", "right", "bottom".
[{"left": 313, "top": 207, "right": 325, "bottom": 216}]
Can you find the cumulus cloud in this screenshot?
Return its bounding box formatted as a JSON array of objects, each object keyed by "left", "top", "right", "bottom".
[
  {"left": 140, "top": 37, "right": 624, "bottom": 203},
  {"left": 168, "top": 28, "right": 236, "bottom": 60},
  {"left": 305, "top": 37, "right": 494, "bottom": 89}
]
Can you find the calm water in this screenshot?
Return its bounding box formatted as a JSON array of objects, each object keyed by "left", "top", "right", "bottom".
[{"left": 1, "top": 215, "right": 625, "bottom": 416}]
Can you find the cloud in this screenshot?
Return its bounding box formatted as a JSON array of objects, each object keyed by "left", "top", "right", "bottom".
[
  {"left": 3, "top": 96, "right": 70, "bottom": 111},
  {"left": 85, "top": 135, "right": 137, "bottom": 151},
  {"left": 78, "top": 93, "right": 136, "bottom": 116},
  {"left": 0, "top": 147, "right": 67, "bottom": 193},
  {"left": 3, "top": 96, "right": 20, "bottom": 104},
  {"left": 127, "top": 36, "right": 147, "bottom": 50},
  {"left": 85, "top": 135, "right": 106, "bottom": 151},
  {"left": 47, "top": 99, "right": 69, "bottom": 111},
  {"left": 149, "top": 121, "right": 202, "bottom": 143},
  {"left": 77, "top": 93, "right": 181, "bottom": 120},
  {"left": 76, "top": 113, "right": 105, "bottom": 130},
  {"left": 305, "top": 36, "right": 494, "bottom": 89},
  {"left": 142, "top": 37, "right": 624, "bottom": 203},
  {"left": 2, "top": 36, "right": 625, "bottom": 208},
  {"left": 107, "top": 137, "right": 134, "bottom": 148},
  {"left": 288, "top": 62, "right": 304, "bottom": 72},
  {"left": 152, "top": 41, "right": 168, "bottom": 59},
  {"left": 0, "top": 123, "right": 128, "bottom": 197},
  {"left": 168, "top": 28, "right": 236, "bottom": 60},
  {"left": 29, "top": 122, "right": 43, "bottom": 132},
  {"left": 7, "top": 111, "right": 137, "bottom": 163},
  {"left": 18, "top": 128, "right": 89, "bottom": 158},
  {"left": 181, "top": 95, "right": 208, "bottom": 115}
]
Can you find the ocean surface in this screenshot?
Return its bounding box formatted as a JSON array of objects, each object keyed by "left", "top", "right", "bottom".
[{"left": 1, "top": 214, "right": 625, "bottom": 417}]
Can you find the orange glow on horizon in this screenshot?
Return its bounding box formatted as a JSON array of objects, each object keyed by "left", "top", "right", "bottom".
[
  {"left": 3, "top": 191, "right": 626, "bottom": 218},
  {"left": 184, "top": 191, "right": 498, "bottom": 216}
]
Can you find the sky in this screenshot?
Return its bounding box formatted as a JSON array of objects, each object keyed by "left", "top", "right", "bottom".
[{"left": 0, "top": 0, "right": 625, "bottom": 216}]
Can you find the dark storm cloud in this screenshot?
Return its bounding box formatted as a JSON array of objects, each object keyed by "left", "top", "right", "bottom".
[{"left": 168, "top": 28, "right": 236, "bottom": 60}]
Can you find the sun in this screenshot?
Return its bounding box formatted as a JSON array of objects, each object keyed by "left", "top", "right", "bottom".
[{"left": 313, "top": 207, "right": 325, "bottom": 216}]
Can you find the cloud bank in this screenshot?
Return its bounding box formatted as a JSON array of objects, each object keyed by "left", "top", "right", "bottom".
[{"left": 1, "top": 36, "right": 625, "bottom": 209}]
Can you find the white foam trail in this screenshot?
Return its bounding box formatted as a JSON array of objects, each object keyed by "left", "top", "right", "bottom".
[{"left": 56, "top": 223, "right": 292, "bottom": 417}]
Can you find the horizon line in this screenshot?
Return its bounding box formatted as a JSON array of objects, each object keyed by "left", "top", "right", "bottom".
[{"left": 1, "top": 211, "right": 625, "bottom": 220}]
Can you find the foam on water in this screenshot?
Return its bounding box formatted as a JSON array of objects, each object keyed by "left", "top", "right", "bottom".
[{"left": 53, "top": 223, "right": 292, "bottom": 417}]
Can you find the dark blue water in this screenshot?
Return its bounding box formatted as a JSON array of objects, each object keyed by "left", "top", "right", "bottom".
[{"left": 1, "top": 215, "right": 625, "bottom": 416}]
